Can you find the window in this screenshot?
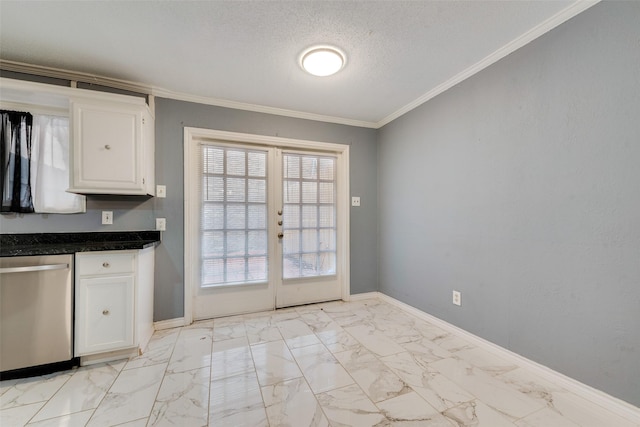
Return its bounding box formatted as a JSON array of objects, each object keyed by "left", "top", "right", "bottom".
[
  {"left": 31, "top": 114, "right": 85, "bottom": 213},
  {"left": 200, "top": 145, "right": 269, "bottom": 287},
  {"left": 282, "top": 153, "right": 337, "bottom": 278},
  {"left": 1, "top": 109, "right": 85, "bottom": 214}
]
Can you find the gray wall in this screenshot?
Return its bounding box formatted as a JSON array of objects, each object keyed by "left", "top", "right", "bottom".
[
  {"left": 377, "top": 2, "right": 640, "bottom": 406},
  {"left": 0, "top": 97, "right": 379, "bottom": 321},
  {"left": 154, "top": 100, "right": 378, "bottom": 320}
]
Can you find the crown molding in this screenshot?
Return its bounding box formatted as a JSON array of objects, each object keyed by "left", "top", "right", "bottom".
[
  {"left": 375, "top": 0, "right": 601, "bottom": 128},
  {"left": 150, "top": 86, "right": 377, "bottom": 129},
  {"left": 0, "top": 59, "right": 377, "bottom": 129}
]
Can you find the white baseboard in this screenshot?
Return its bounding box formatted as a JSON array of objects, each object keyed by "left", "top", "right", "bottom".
[
  {"left": 154, "top": 317, "right": 186, "bottom": 330},
  {"left": 79, "top": 347, "right": 138, "bottom": 367},
  {"left": 372, "top": 292, "right": 640, "bottom": 424},
  {"left": 348, "top": 291, "right": 380, "bottom": 301}
]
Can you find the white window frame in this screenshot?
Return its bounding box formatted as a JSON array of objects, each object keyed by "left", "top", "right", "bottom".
[{"left": 183, "top": 127, "right": 350, "bottom": 325}]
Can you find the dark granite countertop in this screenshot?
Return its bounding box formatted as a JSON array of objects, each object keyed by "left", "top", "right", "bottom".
[{"left": 0, "top": 231, "right": 161, "bottom": 257}]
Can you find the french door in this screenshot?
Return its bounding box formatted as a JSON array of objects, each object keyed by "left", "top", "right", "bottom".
[{"left": 185, "top": 129, "right": 349, "bottom": 320}]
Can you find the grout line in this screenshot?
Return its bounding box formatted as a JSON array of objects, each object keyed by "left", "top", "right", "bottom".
[{"left": 18, "top": 370, "right": 75, "bottom": 425}]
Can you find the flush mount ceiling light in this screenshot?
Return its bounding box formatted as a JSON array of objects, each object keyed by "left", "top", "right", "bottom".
[{"left": 300, "top": 45, "right": 346, "bottom": 77}]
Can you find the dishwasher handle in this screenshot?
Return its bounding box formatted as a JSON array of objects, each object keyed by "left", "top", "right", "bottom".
[{"left": 0, "top": 263, "right": 70, "bottom": 274}]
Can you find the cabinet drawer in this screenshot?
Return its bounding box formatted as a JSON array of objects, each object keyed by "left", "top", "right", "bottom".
[{"left": 76, "top": 252, "right": 135, "bottom": 276}]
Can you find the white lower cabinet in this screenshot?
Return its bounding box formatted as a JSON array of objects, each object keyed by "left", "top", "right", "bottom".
[
  {"left": 75, "top": 248, "right": 154, "bottom": 359},
  {"left": 76, "top": 275, "right": 135, "bottom": 355}
]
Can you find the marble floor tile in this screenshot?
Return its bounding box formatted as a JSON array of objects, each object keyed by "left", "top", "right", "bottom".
[
  {"left": 186, "top": 320, "right": 214, "bottom": 329},
  {"left": 262, "top": 376, "right": 329, "bottom": 427},
  {"left": 115, "top": 418, "right": 149, "bottom": 427},
  {"left": 166, "top": 326, "right": 213, "bottom": 374},
  {"left": 381, "top": 352, "right": 474, "bottom": 412},
  {"left": 291, "top": 343, "right": 354, "bottom": 393},
  {"left": 211, "top": 337, "right": 254, "bottom": 380},
  {"left": 541, "top": 389, "right": 639, "bottom": 427},
  {"left": 2, "top": 298, "right": 636, "bottom": 427},
  {"left": 250, "top": 339, "right": 302, "bottom": 386},
  {"left": 25, "top": 409, "right": 94, "bottom": 427},
  {"left": 375, "top": 391, "right": 452, "bottom": 426},
  {"left": 86, "top": 363, "right": 166, "bottom": 427},
  {"left": 429, "top": 357, "right": 545, "bottom": 421},
  {"left": 317, "top": 384, "right": 389, "bottom": 427},
  {"left": 335, "top": 347, "right": 412, "bottom": 403},
  {"left": 401, "top": 336, "right": 453, "bottom": 363},
  {"left": 244, "top": 316, "right": 283, "bottom": 345},
  {"left": 1, "top": 372, "right": 71, "bottom": 409},
  {"left": 316, "top": 328, "right": 362, "bottom": 353},
  {"left": 443, "top": 399, "right": 516, "bottom": 426},
  {"left": 30, "top": 361, "right": 125, "bottom": 423},
  {"left": 276, "top": 318, "right": 322, "bottom": 349},
  {"left": 344, "top": 324, "right": 406, "bottom": 357},
  {"left": 267, "top": 307, "right": 300, "bottom": 323},
  {"left": 514, "top": 407, "right": 580, "bottom": 427},
  {"left": 0, "top": 378, "right": 21, "bottom": 397},
  {"left": 0, "top": 401, "right": 45, "bottom": 426},
  {"left": 209, "top": 371, "right": 267, "bottom": 427},
  {"left": 298, "top": 309, "right": 344, "bottom": 334},
  {"left": 453, "top": 347, "right": 519, "bottom": 376},
  {"left": 294, "top": 300, "right": 344, "bottom": 314},
  {"left": 148, "top": 366, "right": 210, "bottom": 427},
  {"left": 432, "top": 334, "right": 476, "bottom": 353},
  {"left": 496, "top": 367, "right": 638, "bottom": 426},
  {"left": 124, "top": 328, "right": 180, "bottom": 370},
  {"left": 412, "top": 322, "right": 451, "bottom": 342},
  {"left": 213, "top": 319, "right": 247, "bottom": 342},
  {"left": 496, "top": 367, "right": 569, "bottom": 409},
  {"left": 322, "top": 302, "right": 374, "bottom": 327}
]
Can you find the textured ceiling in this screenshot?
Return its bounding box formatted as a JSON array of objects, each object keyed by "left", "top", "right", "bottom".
[{"left": 0, "top": 1, "right": 593, "bottom": 127}]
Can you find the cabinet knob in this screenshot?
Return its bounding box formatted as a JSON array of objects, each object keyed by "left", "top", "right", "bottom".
[
  {"left": 102, "top": 309, "right": 110, "bottom": 316},
  {"left": 102, "top": 262, "right": 110, "bottom": 268},
  {"left": 105, "top": 145, "right": 111, "bottom": 150}
]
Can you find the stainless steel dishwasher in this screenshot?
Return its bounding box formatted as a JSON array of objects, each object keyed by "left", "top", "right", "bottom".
[{"left": 0, "top": 254, "right": 76, "bottom": 377}]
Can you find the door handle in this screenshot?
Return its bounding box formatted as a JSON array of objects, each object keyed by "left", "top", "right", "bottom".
[{"left": 0, "top": 263, "right": 69, "bottom": 274}]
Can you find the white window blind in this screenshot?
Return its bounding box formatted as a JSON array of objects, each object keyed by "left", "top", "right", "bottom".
[
  {"left": 282, "top": 153, "right": 336, "bottom": 278},
  {"left": 200, "top": 145, "right": 268, "bottom": 287}
]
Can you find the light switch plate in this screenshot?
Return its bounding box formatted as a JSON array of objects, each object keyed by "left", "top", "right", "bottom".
[
  {"left": 102, "top": 211, "right": 113, "bottom": 225},
  {"left": 156, "top": 185, "right": 166, "bottom": 198},
  {"left": 156, "top": 218, "right": 166, "bottom": 231},
  {"left": 352, "top": 196, "right": 361, "bottom": 207}
]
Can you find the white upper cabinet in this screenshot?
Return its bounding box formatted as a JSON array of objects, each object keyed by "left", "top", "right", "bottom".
[
  {"left": 0, "top": 77, "right": 155, "bottom": 196},
  {"left": 69, "top": 97, "right": 155, "bottom": 195}
]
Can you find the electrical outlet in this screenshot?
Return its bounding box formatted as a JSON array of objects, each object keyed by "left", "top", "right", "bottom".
[
  {"left": 102, "top": 211, "right": 113, "bottom": 225},
  {"left": 156, "top": 218, "right": 166, "bottom": 231},
  {"left": 351, "top": 196, "right": 361, "bottom": 207},
  {"left": 453, "top": 290, "right": 461, "bottom": 306},
  {"left": 156, "top": 185, "right": 167, "bottom": 198}
]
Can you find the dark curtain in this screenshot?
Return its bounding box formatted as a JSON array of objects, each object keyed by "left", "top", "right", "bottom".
[{"left": 1, "top": 110, "right": 34, "bottom": 213}]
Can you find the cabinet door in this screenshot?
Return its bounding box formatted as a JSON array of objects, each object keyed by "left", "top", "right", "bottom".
[
  {"left": 70, "top": 99, "right": 148, "bottom": 194},
  {"left": 76, "top": 275, "right": 135, "bottom": 355}
]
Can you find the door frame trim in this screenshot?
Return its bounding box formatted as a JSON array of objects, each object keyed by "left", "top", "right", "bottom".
[{"left": 183, "top": 127, "right": 350, "bottom": 324}]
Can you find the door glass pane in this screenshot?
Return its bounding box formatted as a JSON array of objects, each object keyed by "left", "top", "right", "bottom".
[
  {"left": 282, "top": 153, "right": 337, "bottom": 279},
  {"left": 200, "top": 145, "right": 268, "bottom": 287}
]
